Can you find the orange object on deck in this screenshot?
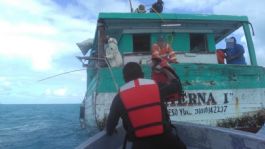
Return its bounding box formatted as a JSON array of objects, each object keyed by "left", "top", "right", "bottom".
[{"left": 216, "top": 49, "right": 225, "bottom": 64}]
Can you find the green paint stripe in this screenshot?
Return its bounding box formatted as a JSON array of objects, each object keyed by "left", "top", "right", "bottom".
[{"left": 93, "top": 64, "right": 265, "bottom": 93}]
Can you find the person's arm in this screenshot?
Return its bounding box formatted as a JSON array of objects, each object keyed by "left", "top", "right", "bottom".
[
  {"left": 167, "top": 44, "right": 177, "bottom": 63},
  {"left": 228, "top": 44, "right": 245, "bottom": 60},
  {"left": 152, "top": 44, "right": 161, "bottom": 59},
  {"left": 158, "top": 79, "right": 180, "bottom": 99},
  {"left": 106, "top": 94, "right": 122, "bottom": 135}
]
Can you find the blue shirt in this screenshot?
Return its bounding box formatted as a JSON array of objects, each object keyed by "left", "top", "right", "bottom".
[{"left": 224, "top": 44, "right": 246, "bottom": 64}]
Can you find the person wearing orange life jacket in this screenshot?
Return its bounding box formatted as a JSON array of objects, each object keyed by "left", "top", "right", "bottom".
[
  {"left": 152, "top": 36, "right": 178, "bottom": 68},
  {"left": 106, "top": 62, "right": 186, "bottom": 149},
  {"left": 151, "top": 36, "right": 183, "bottom": 102}
]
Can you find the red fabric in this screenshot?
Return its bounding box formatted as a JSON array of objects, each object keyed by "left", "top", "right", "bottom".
[
  {"left": 152, "top": 72, "right": 168, "bottom": 84},
  {"left": 151, "top": 43, "right": 177, "bottom": 65},
  {"left": 120, "top": 79, "right": 164, "bottom": 138},
  {"left": 216, "top": 49, "right": 225, "bottom": 64},
  {"left": 135, "top": 125, "right": 164, "bottom": 138},
  {"left": 152, "top": 69, "right": 181, "bottom": 102}
]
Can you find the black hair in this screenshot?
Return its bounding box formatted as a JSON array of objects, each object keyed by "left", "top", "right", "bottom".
[
  {"left": 123, "top": 62, "right": 144, "bottom": 82},
  {"left": 230, "top": 36, "right": 237, "bottom": 44}
]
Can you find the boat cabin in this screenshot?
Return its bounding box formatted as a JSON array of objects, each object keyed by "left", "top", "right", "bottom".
[
  {"left": 82, "top": 13, "right": 257, "bottom": 67},
  {"left": 77, "top": 12, "right": 265, "bottom": 131}
]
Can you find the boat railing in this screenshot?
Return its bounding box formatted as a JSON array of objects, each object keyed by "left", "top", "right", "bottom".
[{"left": 122, "top": 51, "right": 218, "bottom": 65}]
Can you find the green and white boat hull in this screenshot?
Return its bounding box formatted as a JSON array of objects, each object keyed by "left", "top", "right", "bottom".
[
  {"left": 83, "top": 64, "right": 265, "bottom": 129},
  {"left": 77, "top": 12, "right": 265, "bottom": 129}
]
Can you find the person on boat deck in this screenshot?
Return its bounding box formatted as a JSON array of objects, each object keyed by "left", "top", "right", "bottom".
[
  {"left": 152, "top": 36, "right": 178, "bottom": 68},
  {"left": 135, "top": 4, "right": 146, "bottom": 13},
  {"left": 150, "top": 0, "right": 164, "bottom": 13},
  {"left": 104, "top": 37, "right": 123, "bottom": 67},
  {"left": 106, "top": 62, "right": 186, "bottom": 149},
  {"left": 151, "top": 37, "right": 183, "bottom": 102},
  {"left": 217, "top": 37, "right": 246, "bottom": 64}
]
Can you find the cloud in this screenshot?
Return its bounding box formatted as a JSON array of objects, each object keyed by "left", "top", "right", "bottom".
[
  {"left": 1, "top": 0, "right": 264, "bottom": 104},
  {"left": 45, "top": 88, "right": 67, "bottom": 96},
  {"left": 164, "top": 0, "right": 221, "bottom": 13},
  {"left": 0, "top": 0, "right": 96, "bottom": 71},
  {"left": 0, "top": 0, "right": 138, "bottom": 72},
  {"left": 0, "top": 76, "right": 12, "bottom": 92},
  {"left": 73, "top": 0, "right": 130, "bottom": 17},
  {"left": 0, "top": 76, "right": 11, "bottom": 86}
]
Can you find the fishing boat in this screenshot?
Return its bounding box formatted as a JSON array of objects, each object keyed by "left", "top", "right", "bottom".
[
  {"left": 76, "top": 12, "right": 265, "bottom": 130},
  {"left": 75, "top": 122, "right": 265, "bottom": 149}
]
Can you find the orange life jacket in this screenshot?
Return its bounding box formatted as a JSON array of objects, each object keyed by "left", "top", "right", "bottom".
[
  {"left": 216, "top": 49, "right": 225, "bottom": 64},
  {"left": 152, "top": 43, "right": 177, "bottom": 66},
  {"left": 119, "top": 79, "right": 164, "bottom": 138}
]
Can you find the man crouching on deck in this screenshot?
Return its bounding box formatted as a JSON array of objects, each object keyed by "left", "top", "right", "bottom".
[{"left": 106, "top": 62, "right": 186, "bottom": 149}]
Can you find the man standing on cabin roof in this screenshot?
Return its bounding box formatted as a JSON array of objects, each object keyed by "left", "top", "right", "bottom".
[
  {"left": 104, "top": 36, "right": 123, "bottom": 67},
  {"left": 217, "top": 37, "right": 246, "bottom": 65},
  {"left": 135, "top": 4, "right": 146, "bottom": 13},
  {"left": 106, "top": 62, "right": 186, "bottom": 149},
  {"left": 150, "top": 0, "right": 164, "bottom": 13}
]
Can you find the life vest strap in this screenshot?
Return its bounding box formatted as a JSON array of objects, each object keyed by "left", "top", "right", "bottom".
[
  {"left": 134, "top": 121, "right": 163, "bottom": 130},
  {"left": 127, "top": 102, "right": 162, "bottom": 112}
]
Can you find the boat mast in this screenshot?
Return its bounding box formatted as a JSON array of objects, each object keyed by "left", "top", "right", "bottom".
[{"left": 128, "top": 0, "right": 133, "bottom": 12}]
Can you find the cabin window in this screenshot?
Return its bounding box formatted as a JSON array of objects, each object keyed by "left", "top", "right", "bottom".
[
  {"left": 133, "top": 34, "right": 150, "bottom": 52},
  {"left": 190, "top": 33, "right": 208, "bottom": 52}
]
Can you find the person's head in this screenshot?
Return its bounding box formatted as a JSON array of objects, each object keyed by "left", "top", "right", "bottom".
[
  {"left": 104, "top": 35, "right": 110, "bottom": 44},
  {"left": 108, "top": 37, "right": 117, "bottom": 44},
  {"left": 157, "top": 0, "right": 163, "bottom": 3},
  {"left": 138, "top": 4, "right": 146, "bottom": 12},
  {"left": 225, "top": 36, "right": 236, "bottom": 49},
  {"left": 123, "top": 62, "right": 144, "bottom": 82},
  {"left": 157, "top": 36, "right": 166, "bottom": 48}
]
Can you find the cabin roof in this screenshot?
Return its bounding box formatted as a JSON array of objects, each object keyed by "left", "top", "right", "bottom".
[
  {"left": 96, "top": 13, "right": 249, "bottom": 44},
  {"left": 98, "top": 13, "right": 249, "bottom": 22},
  {"left": 89, "top": 13, "right": 252, "bottom": 58}
]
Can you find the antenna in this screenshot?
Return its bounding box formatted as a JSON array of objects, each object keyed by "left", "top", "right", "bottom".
[{"left": 128, "top": 0, "right": 133, "bottom": 12}]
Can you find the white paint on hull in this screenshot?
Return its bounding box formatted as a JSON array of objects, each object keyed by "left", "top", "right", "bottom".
[
  {"left": 123, "top": 53, "right": 218, "bottom": 65},
  {"left": 84, "top": 91, "right": 97, "bottom": 128},
  {"left": 85, "top": 88, "right": 265, "bottom": 127}
]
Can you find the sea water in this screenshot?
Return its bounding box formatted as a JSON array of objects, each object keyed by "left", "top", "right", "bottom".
[{"left": 0, "top": 104, "right": 96, "bottom": 149}]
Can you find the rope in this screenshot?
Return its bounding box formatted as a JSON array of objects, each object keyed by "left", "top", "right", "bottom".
[
  {"left": 83, "top": 56, "right": 119, "bottom": 91},
  {"left": 151, "top": 7, "right": 165, "bottom": 23},
  {"left": 128, "top": 0, "right": 133, "bottom": 12},
  {"left": 151, "top": 7, "right": 175, "bottom": 49},
  {"left": 104, "top": 57, "right": 119, "bottom": 91},
  {"left": 38, "top": 68, "right": 86, "bottom": 82},
  {"left": 38, "top": 57, "right": 119, "bottom": 92}
]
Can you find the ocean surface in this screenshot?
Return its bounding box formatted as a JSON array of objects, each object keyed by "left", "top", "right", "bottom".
[{"left": 0, "top": 104, "right": 97, "bottom": 149}]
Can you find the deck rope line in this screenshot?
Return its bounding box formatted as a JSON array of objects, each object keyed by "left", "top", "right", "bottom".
[
  {"left": 104, "top": 57, "right": 119, "bottom": 91},
  {"left": 151, "top": 7, "right": 175, "bottom": 46}
]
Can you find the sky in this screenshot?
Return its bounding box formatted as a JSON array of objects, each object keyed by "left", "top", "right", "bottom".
[{"left": 0, "top": 0, "right": 264, "bottom": 104}]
